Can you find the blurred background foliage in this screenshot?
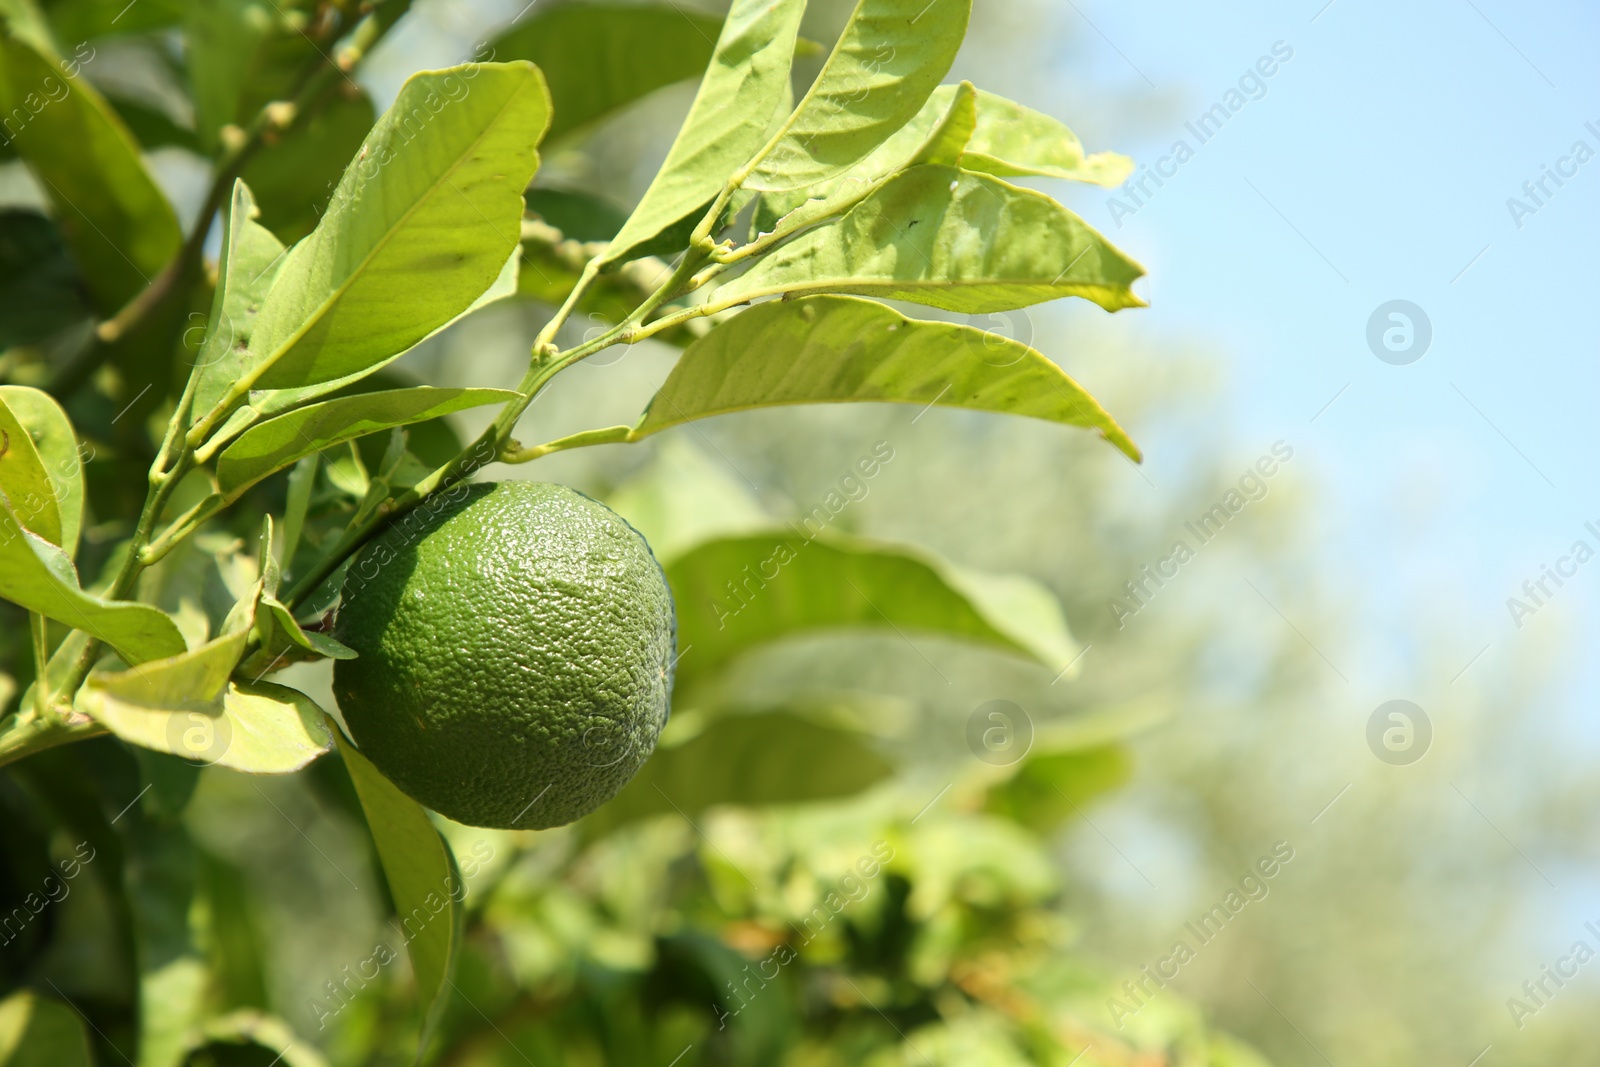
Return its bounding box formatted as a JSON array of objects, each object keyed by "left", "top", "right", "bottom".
[{"left": 2, "top": 0, "right": 1595, "bottom": 1065}]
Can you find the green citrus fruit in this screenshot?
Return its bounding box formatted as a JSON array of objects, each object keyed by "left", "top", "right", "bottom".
[{"left": 332, "top": 481, "right": 675, "bottom": 829}]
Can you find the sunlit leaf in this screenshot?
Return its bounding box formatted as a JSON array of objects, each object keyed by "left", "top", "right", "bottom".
[
  {"left": 337, "top": 735, "right": 463, "bottom": 1061},
  {"left": 667, "top": 532, "right": 1079, "bottom": 687},
  {"left": 490, "top": 1, "right": 723, "bottom": 142},
  {"left": 0, "top": 385, "right": 85, "bottom": 554},
  {"left": 748, "top": 80, "right": 978, "bottom": 242},
  {"left": 601, "top": 0, "right": 806, "bottom": 265},
  {"left": 630, "top": 295, "right": 1139, "bottom": 459},
  {"left": 0, "top": 391, "right": 62, "bottom": 546},
  {"left": 741, "top": 0, "right": 971, "bottom": 194},
  {"left": 0, "top": 991, "right": 92, "bottom": 1067},
  {"left": 224, "top": 63, "right": 549, "bottom": 404},
  {"left": 81, "top": 674, "right": 333, "bottom": 775},
  {"left": 714, "top": 165, "right": 1146, "bottom": 314},
  {"left": 586, "top": 711, "right": 893, "bottom": 835},
  {"left": 951, "top": 85, "right": 1134, "bottom": 185},
  {"left": 0, "top": 499, "right": 186, "bottom": 664},
  {"left": 215, "top": 387, "right": 516, "bottom": 496},
  {"left": 0, "top": 5, "right": 181, "bottom": 313},
  {"left": 190, "top": 180, "right": 290, "bottom": 427}
]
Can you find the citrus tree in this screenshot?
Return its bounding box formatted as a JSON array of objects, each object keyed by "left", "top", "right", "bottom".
[{"left": 0, "top": 0, "right": 1269, "bottom": 1063}]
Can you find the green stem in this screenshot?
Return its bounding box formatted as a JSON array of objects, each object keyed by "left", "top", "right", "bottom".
[
  {"left": 29, "top": 615, "right": 48, "bottom": 719},
  {"left": 0, "top": 712, "right": 107, "bottom": 770},
  {"left": 498, "top": 425, "right": 633, "bottom": 465}
]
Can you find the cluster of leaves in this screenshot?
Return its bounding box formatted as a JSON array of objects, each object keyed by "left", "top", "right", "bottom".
[{"left": 0, "top": 0, "right": 1275, "bottom": 1064}]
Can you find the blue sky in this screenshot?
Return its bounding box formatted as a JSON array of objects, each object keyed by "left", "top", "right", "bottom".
[{"left": 1037, "top": 0, "right": 1600, "bottom": 712}]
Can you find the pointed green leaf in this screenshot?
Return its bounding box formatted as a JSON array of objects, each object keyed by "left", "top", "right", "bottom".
[
  {"left": 226, "top": 63, "right": 549, "bottom": 404},
  {"left": 0, "top": 500, "right": 186, "bottom": 664},
  {"left": 0, "top": 991, "right": 92, "bottom": 1067},
  {"left": 740, "top": 0, "right": 972, "bottom": 194},
  {"left": 753, "top": 82, "right": 1130, "bottom": 240},
  {"left": 629, "top": 296, "right": 1138, "bottom": 459},
  {"left": 191, "top": 181, "right": 290, "bottom": 426},
  {"left": 214, "top": 387, "right": 516, "bottom": 496},
  {"left": 715, "top": 165, "right": 1146, "bottom": 313},
  {"left": 954, "top": 86, "right": 1134, "bottom": 185},
  {"left": 601, "top": 0, "right": 806, "bottom": 265},
  {"left": 239, "top": 597, "right": 356, "bottom": 678},
  {"left": 0, "top": 386, "right": 83, "bottom": 555},
  {"left": 586, "top": 710, "right": 892, "bottom": 835},
  {"left": 80, "top": 673, "right": 333, "bottom": 774},
  {"left": 667, "top": 532, "right": 1079, "bottom": 686},
  {"left": 337, "top": 734, "right": 462, "bottom": 1061},
  {"left": 749, "top": 80, "right": 978, "bottom": 243},
  {"left": 239, "top": 245, "right": 521, "bottom": 428},
  {"left": 0, "top": 391, "right": 62, "bottom": 546},
  {"left": 490, "top": 1, "right": 724, "bottom": 142},
  {"left": 86, "top": 628, "right": 248, "bottom": 710},
  {"left": 0, "top": 6, "right": 181, "bottom": 313}
]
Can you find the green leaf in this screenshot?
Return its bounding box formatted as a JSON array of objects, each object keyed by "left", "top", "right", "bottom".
[
  {"left": 586, "top": 710, "right": 892, "bottom": 835},
  {"left": 185, "top": 0, "right": 322, "bottom": 154},
  {"left": 740, "top": 0, "right": 971, "bottom": 194},
  {"left": 190, "top": 181, "right": 289, "bottom": 426},
  {"left": 982, "top": 743, "right": 1132, "bottom": 833},
  {"left": 214, "top": 387, "right": 516, "bottom": 497},
  {"left": 0, "top": 390, "right": 62, "bottom": 546},
  {"left": 104, "top": 94, "right": 203, "bottom": 154},
  {"left": 0, "top": 209, "right": 89, "bottom": 346},
  {"left": 751, "top": 80, "right": 1132, "bottom": 240},
  {"left": 600, "top": 0, "right": 806, "bottom": 266},
  {"left": 79, "top": 590, "right": 334, "bottom": 773},
  {"left": 953, "top": 86, "right": 1134, "bottom": 185},
  {"left": 0, "top": 991, "right": 92, "bottom": 1067},
  {"left": 667, "top": 532, "right": 1079, "bottom": 687},
  {"left": 240, "top": 90, "right": 378, "bottom": 242},
  {"left": 122, "top": 816, "right": 207, "bottom": 1067},
  {"left": 748, "top": 80, "right": 978, "bottom": 243},
  {"left": 629, "top": 295, "right": 1139, "bottom": 460},
  {"left": 226, "top": 63, "right": 550, "bottom": 404},
  {"left": 714, "top": 165, "right": 1146, "bottom": 314},
  {"left": 337, "top": 734, "right": 462, "bottom": 1061},
  {"left": 0, "top": 7, "right": 181, "bottom": 313},
  {"left": 233, "top": 243, "right": 521, "bottom": 431},
  {"left": 81, "top": 675, "right": 333, "bottom": 774},
  {"left": 489, "top": 1, "right": 723, "bottom": 143},
  {"left": 239, "top": 596, "right": 356, "bottom": 678},
  {"left": 0, "top": 499, "right": 186, "bottom": 664},
  {"left": 0, "top": 385, "right": 85, "bottom": 554},
  {"left": 525, "top": 187, "right": 628, "bottom": 242},
  {"left": 42, "top": 0, "right": 183, "bottom": 41}
]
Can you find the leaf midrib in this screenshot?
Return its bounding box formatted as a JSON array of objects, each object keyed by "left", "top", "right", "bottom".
[{"left": 239, "top": 76, "right": 531, "bottom": 398}]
